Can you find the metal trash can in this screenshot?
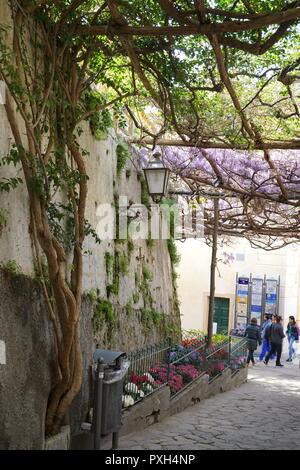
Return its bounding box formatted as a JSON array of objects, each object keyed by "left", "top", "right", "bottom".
[{"left": 91, "top": 349, "right": 129, "bottom": 450}]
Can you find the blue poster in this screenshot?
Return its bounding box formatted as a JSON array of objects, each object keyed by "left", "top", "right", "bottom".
[
  {"left": 238, "top": 290, "right": 248, "bottom": 295},
  {"left": 251, "top": 305, "right": 262, "bottom": 312}
]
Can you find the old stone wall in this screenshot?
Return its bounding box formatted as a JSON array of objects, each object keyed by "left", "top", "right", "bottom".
[{"left": 0, "top": 269, "right": 53, "bottom": 450}]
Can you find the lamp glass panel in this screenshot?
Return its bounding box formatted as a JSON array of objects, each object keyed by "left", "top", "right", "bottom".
[{"left": 144, "top": 169, "right": 166, "bottom": 195}]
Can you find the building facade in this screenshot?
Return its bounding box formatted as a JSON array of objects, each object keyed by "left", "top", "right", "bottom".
[{"left": 176, "top": 237, "right": 300, "bottom": 334}]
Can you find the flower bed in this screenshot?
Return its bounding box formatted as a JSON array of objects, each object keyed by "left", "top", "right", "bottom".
[
  {"left": 122, "top": 335, "right": 247, "bottom": 407},
  {"left": 230, "top": 327, "right": 246, "bottom": 337}
]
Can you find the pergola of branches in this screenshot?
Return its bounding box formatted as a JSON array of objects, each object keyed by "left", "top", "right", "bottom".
[{"left": 155, "top": 146, "right": 300, "bottom": 249}]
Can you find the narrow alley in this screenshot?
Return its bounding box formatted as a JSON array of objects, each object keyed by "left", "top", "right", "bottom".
[{"left": 116, "top": 352, "right": 300, "bottom": 451}]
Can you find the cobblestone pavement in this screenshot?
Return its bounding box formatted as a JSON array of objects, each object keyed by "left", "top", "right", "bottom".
[{"left": 116, "top": 351, "right": 300, "bottom": 450}]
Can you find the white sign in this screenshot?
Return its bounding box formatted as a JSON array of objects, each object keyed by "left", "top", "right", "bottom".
[
  {"left": 0, "top": 340, "right": 6, "bottom": 365},
  {"left": 252, "top": 294, "right": 262, "bottom": 306},
  {"left": 252, "top": 279, "right": 263, "bottom": 294},
  {"left": 213, "top": 322, "right": 217, "bottom": 334},
  {"left": 0, "top": 81, "right": 5, "bottom": 104},
  {"left": 237, "top": 303, "right": 247, "bottom": 315},
  {"left": 266, "top": 280, "right": 277, "bottom": 294}
]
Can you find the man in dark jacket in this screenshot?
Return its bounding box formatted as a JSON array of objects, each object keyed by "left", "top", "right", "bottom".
[
  {"left": 244, "top": 318, "right": 262, "bottom": 366},
  {"left": 264, "top": 315, "right": 285, "bottom": 367}
]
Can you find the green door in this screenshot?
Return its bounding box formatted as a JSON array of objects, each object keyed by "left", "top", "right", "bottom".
[{"left": 213, "top": 297, "right": 230, "bottom": 334}]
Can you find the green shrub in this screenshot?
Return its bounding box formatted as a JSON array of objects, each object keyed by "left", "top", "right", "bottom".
[
  {"left": 142, "top": 265, "right": 153, "bottom": 281},
  {"left": 106, "top": 283, "right": 119, "bottom": 297},
  {"left": 84, "top": 90, "right": 112, "bottom": 140},
  {"left": 167, "top": 238, "right": 180, "bottom": 265},
  {"left": 86, "top": 288, "right": 98, "bottom": 302},
  {"left": 116, "top": 143, "right": 131, "bottom": 175},
  {"left": 140, "top": 307, "right": 152, "bottom": 328},
  {"left": 1, "top": 259, "right": 23, "bottom": 276},
  {"left": 94, "top": 299, "right": 117, "bottom": 330},
  {"left": 151, "top": 308, "right": 163, "bottom": 325},
  {"left": 125, "top": 301, "right": 134, "bottom": 318},
  {"left": 132, "top": 292, "right": 139, "bottom": 304}
]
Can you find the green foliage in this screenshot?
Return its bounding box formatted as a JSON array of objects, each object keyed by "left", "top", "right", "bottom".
[
  {"left": 125, "top": 301, "right": 134, "bottom": 318},
  {"left": 167, "top": 239, "right": 180, "bottom": 265},
  {"left": 140, "top": 307, "right": 163, "bottom": 327},
  {"left": 212, "top": 333, "right": 228, "bottom": 344},
  {"left": 140, "top": 307, "right": 152, "bottom": 328},
  {"left": 172, "top": 270, "right": 178, "bottom": 282},
  {"left": 142, "top": 265, "right": 153, "bottom": 281},
  {"left": 132, "top": 292, "right": 140, "bottom": 304},
  {"left": 47, "top": 202, "right": 75, "bottom": 254},
  {"left": 93, "top": 298, "right": 117, "bottom": 330},
  {"left": 86, "top": 288, "right": 98, "bottom": 302},
  {"left": 119, "top": 254, "right": 129, "bottom": 276},
  {"left": 106, "top": 282, "right": 119, "bottom": 297},
  {"left": 116, "top": 143, "right": 131, "bottom": 175},
  {"left": 84, "top": 220, "right": 101, "bottom": 245},
  {"left": 165, "top": 324, "right": 182, "bottom": 336},
  {"left": 151, "top": 308, "right": 163, "bottom": 325},
  {"left": 0, "top": 176, "right": 23, "bottom": 192},
  {"left": 105, "top": 252, "right": 114, "bottom": 277},
  {"left": 33, "top": 257, "right": 49, "bottom": 285},
  {"left": 84, "top": 89, "right": 113, "bottom": 140},
  {"left": 1, "top": 259, "right": 22, "bottom": 276}
]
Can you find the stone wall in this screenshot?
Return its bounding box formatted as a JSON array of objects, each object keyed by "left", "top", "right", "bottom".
[{"left": 0, "top": 270, "right": 53, "bottom": 450}]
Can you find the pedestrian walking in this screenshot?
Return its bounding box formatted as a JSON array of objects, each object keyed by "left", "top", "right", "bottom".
[
  {"left": 264, "top": 315, "right": 285, "bottom": 367},
  {"left": 244, "top": 317, "right": 262, "bottom": 366},
  {"left": 259, "top": 314, "right": 275, "bottom": 361},
  {"left": 286, "top": 316, "right": 299, "bottom": 362}
]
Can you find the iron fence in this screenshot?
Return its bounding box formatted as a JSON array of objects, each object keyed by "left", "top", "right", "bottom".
[{"left": 122, "top": 334, "right": 247, "bottom": 409}]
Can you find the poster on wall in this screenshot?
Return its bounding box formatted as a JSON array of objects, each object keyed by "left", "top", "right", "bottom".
[
  {"left": 237, "top": 303, "right": 247, "bottom": 315},
  {"left": 235, "top": 277, "right": 249, "bottom": 328},
  {"left": 251, "top": 278, "right": 263, "bottom": 325},
  {"left": 265, "top": 279, "right": 278, "bottom": 315},
  {"left": 236, "top": 316, "right": 247, "bottom": 328},
  {"left": 252, "top": 278, "right": 263, "bottom": 294},
  {"left": 266, "top": 280, "right": 277, "bottom": 295}
]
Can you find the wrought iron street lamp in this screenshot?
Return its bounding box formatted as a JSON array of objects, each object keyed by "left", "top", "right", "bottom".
[{"left": 143, "top": 152, "right": 170, "bottom": 203}]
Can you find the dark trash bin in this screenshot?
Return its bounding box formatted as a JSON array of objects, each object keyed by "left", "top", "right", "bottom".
[{"left": 91, "top": 349, "right": 129, "bottom": 450}]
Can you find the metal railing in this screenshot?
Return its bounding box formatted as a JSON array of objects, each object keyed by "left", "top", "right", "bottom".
[{"left": 122, "top": 334, "right": 247, "bottom": 409}]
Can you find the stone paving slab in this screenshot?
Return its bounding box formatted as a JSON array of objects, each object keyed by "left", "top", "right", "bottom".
[{"left": 114, "top": 352, "right": 300, "bottom": 450}]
